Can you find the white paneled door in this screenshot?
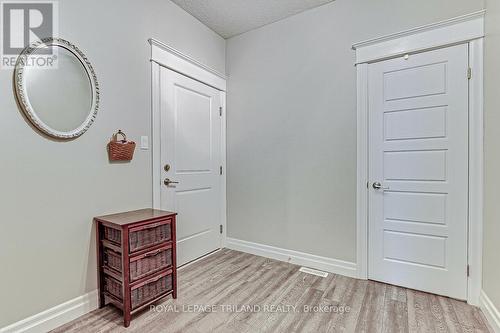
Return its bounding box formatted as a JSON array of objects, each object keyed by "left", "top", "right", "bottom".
[
  {"left": 368, "top": 44, "right": 469, "bottom": 299},
  {"left": 160, "top": 67, "right": 223, "bottom": 266}
]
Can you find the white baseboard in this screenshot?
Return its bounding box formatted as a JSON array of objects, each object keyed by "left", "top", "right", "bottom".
[
  {"left": 480, "top": 290, "right": 500, "bottom": 333},
  {"left": 178, "top": 248, "right": 223, "bottom": 270},
  {"left": 226, "top": 237, "right": 357, "bottom": 278},
  {"left": 0, "top": 290, "right": 98, "bottom": 333}
]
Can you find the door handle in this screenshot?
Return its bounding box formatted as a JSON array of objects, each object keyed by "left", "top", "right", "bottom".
[
  {"left": 164, "top": 178, "right": 179, "bottom": 186},
  {"left": 372, "top": 182, "right": 389, "bottom": 190}
]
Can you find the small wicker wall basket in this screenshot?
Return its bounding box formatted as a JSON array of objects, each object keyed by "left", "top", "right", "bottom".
[{"left": 108, "top": 130, "right": 136, "bottom": 161}]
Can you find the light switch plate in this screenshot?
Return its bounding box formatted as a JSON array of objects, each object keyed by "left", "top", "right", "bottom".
[{"left": 140, "top": 136, "right": 149, "bottom": 150}]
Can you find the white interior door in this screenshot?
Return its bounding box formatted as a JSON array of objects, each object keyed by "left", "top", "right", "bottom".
[
  {"left": 160, "top": 67, "right": 222, "bottom": 266},
  {"left": 368, "top": 44, "right": 469, "bottom": 299}
]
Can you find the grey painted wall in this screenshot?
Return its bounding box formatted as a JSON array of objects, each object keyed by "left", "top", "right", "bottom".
[
  {"left": 0, "top": 0, "right": 225, "bottom": 327},
  {"left": 226, "top": 0, "right": 484, "bottom": 262},
  {"left": 483, "top": 0, "right": 500, "bottom": 313}
]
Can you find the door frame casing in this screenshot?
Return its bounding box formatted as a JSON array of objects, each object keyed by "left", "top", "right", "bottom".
[
  {"left": 353, "top": 11, "right": 485, "bottom": 305},
  {"left": 149, "top": 38, "right": 227, "bottom": 248}
]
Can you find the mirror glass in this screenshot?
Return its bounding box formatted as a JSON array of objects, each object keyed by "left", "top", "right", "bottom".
[
  {"left": 15, "top": 38, "right": 99, "bottom": 139},
  {"left": 24, "top": 46, "right": 92, "bottom": 132}
]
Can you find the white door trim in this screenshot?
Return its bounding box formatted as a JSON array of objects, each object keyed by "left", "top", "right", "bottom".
[
  {"left": 468, "top": 38, "right": 484, "bottom": 306},
  {"left": 352, "top": 10, "right": 485, "bottom": 64},
  {"left": 149, "top": 38, "right": 226, "bottom": 91},
  {"left": 354, "top": 12, "right": 484, "bottom": 305},
  {"left": 219, "top": 91, "right": 227, "bottom": 247},
  {"left": 150, "top": 39, "right": 227, "bottom": 249}
]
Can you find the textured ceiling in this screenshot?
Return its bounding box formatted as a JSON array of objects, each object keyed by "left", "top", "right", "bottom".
[{"left": 171, "top": 0, "right": 335, "bottom": 39}]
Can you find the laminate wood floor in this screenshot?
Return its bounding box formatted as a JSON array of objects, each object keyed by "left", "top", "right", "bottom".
[{"left": 52, "top": 249, "right": 492, "bottom": 333}]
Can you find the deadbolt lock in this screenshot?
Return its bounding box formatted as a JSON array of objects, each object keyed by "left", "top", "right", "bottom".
[{"left": 164, "top": 164, "right": 170, "bottom": 172}]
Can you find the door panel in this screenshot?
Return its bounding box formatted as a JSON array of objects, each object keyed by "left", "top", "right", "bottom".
[
  {"left": 384, "top": 106, "right": 447, "bottom": 141},
  {"left": 383, "top": 230, "right": 446, "bottom": 268},
  {"left": 384, "top": 62, "right": 447, "bottom": 100},
  {"left": 368, "top": 44, "right": 469, "bottom": 299},
  {"left": 175, "top": 86, "right": 212, "bottom": 172},
  {"left": 160, "top": 67, "right": 222, "bottom": 266},
  {"left": 384, "top": 150, "right": 447, "bottom": 181},
  {"left": 384, "top": 192, "right": 447, "bottom": 225}
]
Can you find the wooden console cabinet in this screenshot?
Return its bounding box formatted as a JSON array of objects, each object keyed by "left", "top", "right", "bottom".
[{"left": 95, "top": 209, "right": 177, "bottom": 327}]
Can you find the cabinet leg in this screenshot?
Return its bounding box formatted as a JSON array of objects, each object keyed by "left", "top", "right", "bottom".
[
  {"left": 98, "top": 291, "right": 106, "bottom": 309},
  {"left": 173, "top": 269, "right": 178, "bottom": 299},
  {"left": 124, "top": 312, "right": 131, "bottom": 328}
]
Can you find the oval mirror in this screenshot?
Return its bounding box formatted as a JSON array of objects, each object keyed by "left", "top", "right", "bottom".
[{"left": 14, "top": 38, "right": 99, "bottom": 139}]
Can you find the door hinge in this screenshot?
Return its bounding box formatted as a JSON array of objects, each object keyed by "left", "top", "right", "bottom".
[
  {"left": 219, "top": 106, "right": 222, "bottom": 116},
  {"left": 467, "top": 265, "right": 470, "bottom": 277},
  {"left": 220, "top": 224, "right": 223, "bottom": 234},
  {"left": 220, "top": 166, "right": 223, "bottom": 175},
  {"left": 467, "top": 67, "right": 472, "bottom": 80}
]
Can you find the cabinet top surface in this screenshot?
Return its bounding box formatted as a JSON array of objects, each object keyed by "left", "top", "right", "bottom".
[{"left": 94, "top": 208, "right": 176, "bottom": 226}]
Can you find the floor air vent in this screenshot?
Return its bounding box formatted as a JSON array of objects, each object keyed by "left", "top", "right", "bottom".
[{"left": 299, "top": 267, "right": 328, "bottom": 277}]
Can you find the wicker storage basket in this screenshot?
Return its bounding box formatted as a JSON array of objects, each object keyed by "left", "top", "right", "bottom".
[
  {"left": 105, "top": 276, "right": 123, "bottom": 300},
  {"left": 103, "top": 226, "right": 121, "bottom": 244},
  {"left": 108, "top": 130, "right": 136, "bottom": 161},
  {"left": 104, "top": 247, "right": 122, "bottom": 272},
  {"left": 130, "top": 247, "right": 172, "bottom": 282},
  {"left": 129, "top": 223, "right": 171, "bottom": 252},
  {"left": 131, "top": 273, "right": 173, "bottom": 309}
]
